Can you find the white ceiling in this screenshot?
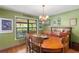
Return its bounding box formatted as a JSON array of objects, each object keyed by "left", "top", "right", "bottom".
[{"left": 0, "top": 5, "right": 79, "bottom": 16}]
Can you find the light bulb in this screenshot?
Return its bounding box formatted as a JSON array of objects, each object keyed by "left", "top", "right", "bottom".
[{"left": 46, "top": 16, "right": 49, "bottom": 19}]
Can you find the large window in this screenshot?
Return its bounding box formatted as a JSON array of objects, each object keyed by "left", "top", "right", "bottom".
[
  {"left": 16, "top": 17, "right": 28, "bottom": 40},
  {"left": 28, "top": 20, "right": 37, "bottom": 33},
  {"left": 15, "top": 17, "right": 37, "bottom": 40}
]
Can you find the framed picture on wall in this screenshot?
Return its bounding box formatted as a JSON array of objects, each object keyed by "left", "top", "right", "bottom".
[
  {"left": 2, "top": 20, "right": 12, "bottom": 30},
  {"left": 57, "top": 17, "right": 61, "bottom": 25},
  {"left": 52, "top": 17, "right": 61, "bottom": 27},
  {"left": 0, "top": 18, "right": 13, "bottom": 33},
  {"left": 52, "top": 20, "right": 57, "bottom": 26},
  {"left": 69, "top": 17, "right": 77, "bottom": 26}
]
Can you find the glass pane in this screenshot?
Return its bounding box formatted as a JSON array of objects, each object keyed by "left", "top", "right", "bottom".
[
  {"left": 32, "top": 28, "right": 36, "bottom": 31},
  {"left": 29, "top": 27, "right": 33, "bottom": 31},
  {"left": 29, "top": 20, "right": 36, "bottom": 23},
  {"left": 16, "top": 23, "right": 28, "bottom": 39},
  {"left": 24, "top": 24, "right": 27, "bottom": 27},
  {"left": 33, "top": 24, "right": 36, "bottom": 27},
  {"left": 29, "top": 24, "right": 32, "bottom": 27}
]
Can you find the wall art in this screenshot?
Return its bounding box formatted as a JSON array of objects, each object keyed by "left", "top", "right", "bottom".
[{"left": 0, "top": 18, "right": 13, "bottom": 33}]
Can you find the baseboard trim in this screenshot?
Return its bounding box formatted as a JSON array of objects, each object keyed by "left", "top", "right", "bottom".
[{"left": 0, "top": 42, "right": 26, "bottom": 53}]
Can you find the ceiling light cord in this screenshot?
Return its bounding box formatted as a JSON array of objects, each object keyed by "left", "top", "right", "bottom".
[{"left": 43, "top": 5, "right": 45, "bottom": 16}]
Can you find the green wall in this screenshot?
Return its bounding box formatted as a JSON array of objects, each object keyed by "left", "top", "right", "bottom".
[
  {"left": 0, "top": 8, "right": 34, "bottom": 49},
  {"left": 50, "top": 9, "right": 79, "bottom": 43}
]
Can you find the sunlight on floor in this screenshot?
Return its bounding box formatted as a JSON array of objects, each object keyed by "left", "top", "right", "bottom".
[{"left": 16, "top": 48, "right": 26, "bottom": 53}]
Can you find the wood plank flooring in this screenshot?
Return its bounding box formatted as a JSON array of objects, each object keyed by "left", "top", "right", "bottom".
[{"left": 16, "top": 44, "right": 79, "bottom": 53}]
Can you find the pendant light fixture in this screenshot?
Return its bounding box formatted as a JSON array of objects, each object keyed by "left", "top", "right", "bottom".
[{"left": 39, "top": 5, "right": 49, "bottom": 24}]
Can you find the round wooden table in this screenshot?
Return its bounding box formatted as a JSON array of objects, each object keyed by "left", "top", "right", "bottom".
[
  {"left": 41, "top": 36, "right": 63, "bottom": 53},
  {"left": 29, "top": 34, "right": 63, "bottom": 53}
]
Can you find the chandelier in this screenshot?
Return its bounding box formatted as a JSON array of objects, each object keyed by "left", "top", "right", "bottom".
[{"left": 39, "top": 5, "right": 49, "bottom": 23}]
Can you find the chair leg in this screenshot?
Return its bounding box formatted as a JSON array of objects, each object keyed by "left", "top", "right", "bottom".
[
  {"left": 26, "top": 46, "right": 30, "bottom": 53},
  {"left": 62, "top": 47, "right": 65, "bottom": 53}
]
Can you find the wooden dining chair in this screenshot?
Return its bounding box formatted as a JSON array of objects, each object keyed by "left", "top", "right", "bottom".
[
  {"left": 25, "top": 33, "right": 33, "bottom": 53},
  {"left": 25, "top": 33, "right": 41, "bottom": 53},
  {"left": 61, "top": 35, "right": 69, "bottom": 53},
  {"left": 30, "top": 37, "right": 43, "bottom": 53}
]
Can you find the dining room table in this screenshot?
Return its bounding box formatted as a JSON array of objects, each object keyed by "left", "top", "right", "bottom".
[{"left": 28, "top": 34, "right": 64, "bottom": 53}]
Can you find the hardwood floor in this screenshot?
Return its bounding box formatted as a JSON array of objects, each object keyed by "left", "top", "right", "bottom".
[
  {"left": 1, "top": 44, "right": 79, "bottom": 53},
  {"left": 16, "top": 45, "right": 27, "bottom": 53},
  {"left": 66, "top": 49, "right": 79, "bottom": 53},
  {"left": 15, "top": 44, "right": 79, "bottom": 53}
]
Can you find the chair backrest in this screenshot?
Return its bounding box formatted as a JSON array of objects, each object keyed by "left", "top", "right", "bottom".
[
  {"left": 61, "top": 35, "right": 69, "bottom": 45},
  {"left": 25, "top": 33, "right": 33, "bottom": 52}
]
